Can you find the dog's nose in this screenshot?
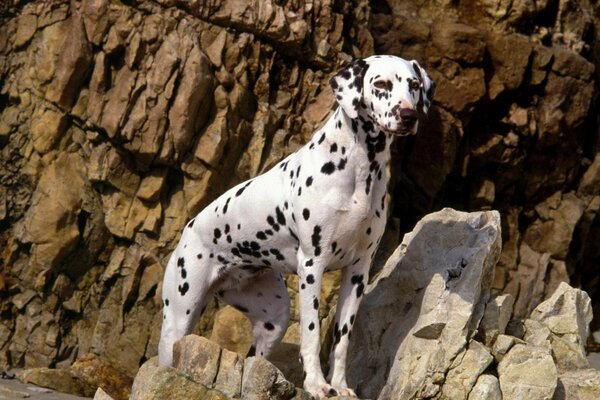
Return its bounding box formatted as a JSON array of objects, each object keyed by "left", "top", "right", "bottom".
[{"left": 400, "top": 108, "right": 418, "bottom": 127}]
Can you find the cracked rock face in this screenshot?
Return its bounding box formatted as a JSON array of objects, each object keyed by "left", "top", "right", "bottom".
[{"left": 1, "top": 0, "right": 600, "bottom": 393}]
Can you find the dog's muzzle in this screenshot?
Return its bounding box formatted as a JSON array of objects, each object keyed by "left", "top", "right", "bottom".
[{"left": 387, "top": 106, "right": 418, "bottom": 136}]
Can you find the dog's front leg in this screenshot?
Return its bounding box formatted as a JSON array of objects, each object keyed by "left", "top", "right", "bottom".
[
  {"left": 326, "top": 259, "right": 370, "bottom": 397},
  {"left": 298, "top": 251, "right": 338, "bottom": 399}
]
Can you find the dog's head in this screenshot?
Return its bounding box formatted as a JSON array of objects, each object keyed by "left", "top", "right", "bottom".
[{"left": 329, "top": 55, "right": 435, "bottom": 136}]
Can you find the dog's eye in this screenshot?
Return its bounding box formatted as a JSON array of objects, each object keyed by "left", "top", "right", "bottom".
[
  {"left": 410, "top": 80, "right": 421, "bottom": 91},
  {"left": 373, "top": 80, "right": 388, "bottom": 90}
]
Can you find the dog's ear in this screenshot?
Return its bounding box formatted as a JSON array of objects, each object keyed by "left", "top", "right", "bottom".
[
  {"left": 411, "top": 60, "right": 435, "bottom": 114},
  {"left": 329, "top": 59, "right": 369, "bottom": 119}
]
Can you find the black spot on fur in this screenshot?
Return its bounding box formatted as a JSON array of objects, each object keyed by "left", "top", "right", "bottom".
[
  {"left": 330, "top": 143, "right": 338, "bottom": 153},
  {"left": 309, "top": 322, "right": 315, "bottom": 331},
  {"left": 338, "top": 158, "right": 347, "bottom": 170},
  {"left": 318, "top": 133, "right": 326, "bottom": 144},
  {"left": 276, "top": 207, "right": 286, "bottom": 226},
  {"left": 305, "top": 258, "right": 313, "bottom": 267},
  {"left": 306, "top": 176, "right": 313, "bottom": 187},
  {"left": 313, "top": 297, "right": 319, "bottom": 310},
  {"left": 303, "top": 208, "right": 310, "bottom": 220},
  {"left": 177, "top": 257, "right": 185, "bottom": 268},
  {"left": 223, "top": 198, "right": 231, "bottom": 214},
  {"left": 311, "top": 225, "right": 322, "bottom": 256},
  {"left": 236, "top": 181, "right": 252, "bottom": 197},
  {"left": 256, "top": 231, "right": 267, "bottom": 240},
  {"left": 264, "top": 322, "right": 275, "bottom": 331},
  {"left": 321, "top": 161, "right": 335, "bottom": 175},
  {"left": 307, "top": 274, "right": 315, "bottom": 284},
  {"left": 178, "top": 282, "right": 189, "bottom": 296},
  {"left": 164, "top": 299, "right": 169, "bottom": 306}
]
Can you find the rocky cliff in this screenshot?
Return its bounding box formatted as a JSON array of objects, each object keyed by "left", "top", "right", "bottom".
[{"left": 0, "top": 0, "right": 599, "bottom": 384}]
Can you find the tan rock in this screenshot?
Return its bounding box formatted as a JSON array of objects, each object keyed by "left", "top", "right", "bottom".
[
  {"left": 479, "top": 293, "right": 515, "bottom": 345},
  {"left": 130, "top": 357, "right": 227, "bottom": 400},
  {"left": 93, "top": 387, "right": 116, "bottom": 400},
  {"left": 497, "top": 344, "right": 557, "bottom": 400},
  {"left": 22, "top": 153, "right": 86, "bottom": 288},
  {"left": 69, "top": 353, "right": 133, "bottom": 400},
  {"left": 16, "top": 367, "right": 96, "bottom": 397},
  {"left": 30, "top": 107, "right": 68, "bottom": 154},
  {"left": 209, "top": 306, "right": 253, "bottom": 356},
  {"left": 241, "top": 356, "right": 296, "bottom": 400},
  {"left": 492, "top": 334, "right": 521, "bottom": 362},
  {"left": 441, "top": 340, "right": 494, "bottom": 399},
  {"left": 554, "top": 369, "right": 600, "bottom": 400},
  {"left": 530, "top": 281, "right": 593, "bottom": 371},
  {"left": 45, "top": 14, "right": 93, "bottom": 108},
  {"left": 14, "top": 14, "right": 37, "bottom": 48},
  {"left": 467, "top": 374, "right": 501, "bottom": 400},
  {"left": 173, "top": 335, "right": 221, "bottom": 387}
]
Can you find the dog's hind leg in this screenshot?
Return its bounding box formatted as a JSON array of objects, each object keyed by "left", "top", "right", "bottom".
[
  {"left": 218, "top": 269, "right": 290, "bottom": 359},
  {"left": 158, "top": 245, "right": 215, "bottom": 366}
]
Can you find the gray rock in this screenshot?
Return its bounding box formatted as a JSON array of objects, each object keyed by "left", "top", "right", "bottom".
[
  {"left": 346, "top": 208, "right": 501, "bottom": 400},
  {"left": 479, "top": 293, "right": 515, "bottom": 345}
]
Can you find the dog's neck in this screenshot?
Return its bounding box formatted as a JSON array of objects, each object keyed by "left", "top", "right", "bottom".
[{"left": 332, "top": 107, "right": 395, "bottom": 165}]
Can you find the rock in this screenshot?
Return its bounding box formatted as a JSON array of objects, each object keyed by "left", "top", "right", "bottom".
[
  {"left": 16, "top": 367, "right": 96, "bottom": 397},
  {"left": 45, "top": 14, "right": 93, "bottom": 108},
  {"left": 93, "top": 387, "right": 116, "bottom": 400},
  {"left": 0, "top": 383, "right": 31, "bottom": 398},
  {"left": 492, "top": 334, "right": 521, "bottom": 362},
  {"left": 530, "top": 281, "right": 593, "bottom": 370},
  {"left": 497, "top": 344, "right": 557, "bottom": 400},
  {"left": 2, "top": 0, "right": 600, "bottom": 390},
  {"left": 214, "top": 346, "right": 244, "bottom": 399},
  {"left": 21, "top": 153, "right": 87, "bottom": 289},
  {"left": 479, "top": 294, "right": 515, "bottom": 345},
  {"left": 467, "top": 374, "right": 502, "bottom": 400},
  {"left": 69, "top": 353, "right": 133, "bottom": 400},
  {"left": 441, "top": 340, "right": 494, "bottom": 399},
  {"left": 173, "top": 335, "right": 221, "bottom": 387},
  {"left": 347, "top": 209, "right": 501, "bottom": 399},
  {"left": 241, "top": 356, "right": 296, "bottom": 400},
  {"left": 554, "top": 369, "right": 600, "bottom": 400},
  {"left": 209, "top": 305, "right": 253, "bottom": 355},
  {"left": 130, "top": 357, "right": 227, "bottom": 400}
]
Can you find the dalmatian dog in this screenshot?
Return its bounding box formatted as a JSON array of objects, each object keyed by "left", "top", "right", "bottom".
[{"left": 158, "top": 55, "right": 435, "bottom": 398}]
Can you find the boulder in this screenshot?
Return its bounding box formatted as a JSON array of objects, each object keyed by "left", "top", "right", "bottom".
[
  {"left": 346, "top": 208, "right": 502, "bottom": 399},
  {"left": 554, "top": 369, "right": 600, "bottom": 400},
  {"left": 468, "top": 374, "right": 502, "bottom": 400},
  {"left": 130, "top": 357, "right": 227, "bottom": 400},
  {"left": 530, "top": 281, "right": 593, "bottom": 371},
  {"left": 497, "top": 344, "right": 557, "bottom": 400},
  {"left": 16, "top": 367, "right": 96, "bottom": 397},
  {"left": 69, "top": 353, "right": 133, "bottom": 400}
]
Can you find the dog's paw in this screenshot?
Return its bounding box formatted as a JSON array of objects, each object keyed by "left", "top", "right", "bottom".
[
  {"left": 332, "top": 386, "right": 357, "bottom": 397},
  {"left": 305, "top": 381, "right": 339, "bottom": 399}
]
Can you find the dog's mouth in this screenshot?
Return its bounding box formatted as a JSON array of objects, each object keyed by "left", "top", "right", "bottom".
[{"left": 379, "top": 125, "right": 417, "bottom": 137}]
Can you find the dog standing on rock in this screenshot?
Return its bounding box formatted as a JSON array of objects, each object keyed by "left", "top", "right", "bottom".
[{"left": 158, "top": 55, "right": 435, "bottom": 398}]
